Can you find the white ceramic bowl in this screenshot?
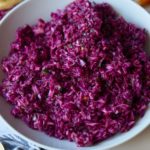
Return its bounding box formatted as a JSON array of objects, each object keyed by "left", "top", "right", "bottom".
[{"left": 0, "top": 0, "right": 150, "bottom": 150}]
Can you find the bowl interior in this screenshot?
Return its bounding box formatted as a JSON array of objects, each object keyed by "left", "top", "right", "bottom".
[{"left": 0, "top": 0, "right": 150, "bottom": 150}]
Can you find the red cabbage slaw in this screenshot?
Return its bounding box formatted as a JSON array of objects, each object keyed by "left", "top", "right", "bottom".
[
  {"left": 0, "top": 10, "right": 7, "bottom": 20},
  {"left": 1, "top": 0, "right": 150, "bottom": 146}
]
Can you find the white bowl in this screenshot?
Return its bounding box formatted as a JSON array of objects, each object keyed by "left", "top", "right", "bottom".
[{"left": 0, "top": 0, "right": 150, "bottom": 150}]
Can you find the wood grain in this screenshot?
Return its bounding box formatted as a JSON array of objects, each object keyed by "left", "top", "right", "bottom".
[{"left": 138, "top": 0, "right": 150, "bottom": 6}]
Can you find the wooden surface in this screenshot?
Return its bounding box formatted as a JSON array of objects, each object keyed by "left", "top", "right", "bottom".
[{"left": 110, "top": 127, "right": 150, "bottom": 150}]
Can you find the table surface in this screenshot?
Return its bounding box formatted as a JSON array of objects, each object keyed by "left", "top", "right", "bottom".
[
  {"left": 0, "top": 0, "right": 150, "bottom": 150},
  {"left": 110, "top": 127, "right": 150, "bottom": 150}
]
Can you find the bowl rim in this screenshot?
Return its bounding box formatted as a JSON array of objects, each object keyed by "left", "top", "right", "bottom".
[
  {"left": 1, "top": 114, "right": 149, "bottom": 150},
  {"left": 0, "top": 0, "right": 150, "bottom": 150}
]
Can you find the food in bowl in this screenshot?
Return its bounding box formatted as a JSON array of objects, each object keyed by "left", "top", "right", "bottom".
[
  {"left": 0, "top": 0, "right": 150, "bottom": 147},
  {"left": 0, "top": 10, "right": 6, "bottom": 19}
]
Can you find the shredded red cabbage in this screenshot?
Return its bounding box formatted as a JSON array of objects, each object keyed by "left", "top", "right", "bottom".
[
  {"left": 0, "top": 10, "right": 7, "bottom": 20},
  {"left": 1, "top": 0, "right": 150, "bottom": 146}
]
